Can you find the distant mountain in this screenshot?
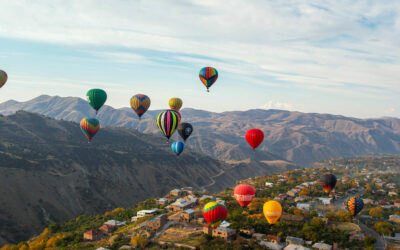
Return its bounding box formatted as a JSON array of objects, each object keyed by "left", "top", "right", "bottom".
[
  {"left": 2, "top": 95, "right": 400, "bottom": 165},
  {"left": 0, "top": 111, "right": 293, "bottom": 245}
]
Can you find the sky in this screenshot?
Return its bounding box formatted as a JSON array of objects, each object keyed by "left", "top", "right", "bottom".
[{"left": 0, "top": 0, "right": 400, "bottom": 118}]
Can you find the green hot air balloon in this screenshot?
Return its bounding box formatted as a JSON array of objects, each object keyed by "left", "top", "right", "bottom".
[{"left": 86, "top": 89, "right": 107, "bottom": 114}]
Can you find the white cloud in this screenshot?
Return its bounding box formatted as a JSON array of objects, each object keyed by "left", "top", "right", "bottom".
[{"left": 261, "top": 100, "right": 294, "bottom": 111}]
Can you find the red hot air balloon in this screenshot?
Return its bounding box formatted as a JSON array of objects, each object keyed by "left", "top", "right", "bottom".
[
  {"left": 245, "top": 129, "right": 264, "bottom": 150},
  {"left": 234, "top": 184, "right": 255, "bottom": 207}
]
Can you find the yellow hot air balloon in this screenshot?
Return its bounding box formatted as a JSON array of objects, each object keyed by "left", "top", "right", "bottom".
[
  {"left": 263, "top": 200, "right": 282, "bottom": 225},
  {"left": 169, "top": 97, "right": 183, "bottom": 111}
]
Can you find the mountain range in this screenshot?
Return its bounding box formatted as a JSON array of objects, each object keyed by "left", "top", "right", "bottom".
[{"left": 2, "top": 95, "right": 400, "bottom": 165}]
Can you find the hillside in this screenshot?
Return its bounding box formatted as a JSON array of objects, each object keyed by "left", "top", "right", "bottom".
[
  {"left": 2, "top": 95, "right": 400, "bottom": 165},
  {"left": 0, "top": 111, "right": 293, "bottom": 245}
]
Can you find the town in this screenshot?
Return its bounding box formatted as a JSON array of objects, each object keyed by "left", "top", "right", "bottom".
[{"left": 3, "top": 155, "right": 400, "bottom": 250}]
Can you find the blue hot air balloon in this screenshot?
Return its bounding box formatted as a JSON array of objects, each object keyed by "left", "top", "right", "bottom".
[{"left": 171, "top": 141, "right": 185, "bottom": 156}]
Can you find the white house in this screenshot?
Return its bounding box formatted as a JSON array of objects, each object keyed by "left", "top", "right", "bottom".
[
  {"left": 318, "top": 197, "right": 333, "bottom": 205},
  {"left": 260, "top": 241, "right": 283, "bottom": 250},
  {"left": 265, "top": 182, "right": 274, "bottom": 187},
  {"left": 296, "top": 203, "right": 311, "bottom": 211},
  {"left": 104, "top": 220, "right": 126, "bottom": 227}
]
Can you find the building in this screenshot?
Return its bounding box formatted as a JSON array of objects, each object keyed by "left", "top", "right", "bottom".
[
  {"left": 212, "top": 227, "right": 236, "bottom": 241},
  {"left": 363, "top": 198, "right": 374, "bottom": 205},
  {"left": 318, "top": 197, "right": 333, "bottom": 205},
  {"left": 389, "top": 215, "right": 400, "bottom": 224},
  {"left": 170, "top": 198, "right": 196, "bottom": 211},
  {"left": 252, "top": 233, "right": 266, "bottom": 241},
  {"left": 294, "top": 197, "right": 305, "bottom": 202},
  {"left": 137, "top": 209, "right": 158, "bottom": 218},
  {"left": 389, "top": 191, "right": 398, "bottom": 197},
  {"left": 265, "top": 182, "right": 274, "bottom": 187},
  {"left": 104, "top": 220, "right": 126, "bottom": 227},
  {"left": 260, "top": 241, "right": 283, "bottom": 250},
  {"left": 349, "top": 231, "right": 365, "bottom": 241},
  {"left": 296, "top": 203, "right": 311, "bottom": 211},
  {"left": 394, "top": 200, "right": 400, "bottom": 208},
  {"left": 200, "top": 195, "right": 215, "bottom": 201},
  {"left": 284, "top": 245, "right": 310, "bottom": 250},
  {"left": 170, "top": 189, "right": 182, "bottom": 197},
  {"left": 99, "top": 224, "right": 115, "bottom": 234},
  {"left": 384, "top": 233, "right": 400, "bottom": 249},
  {"left": 203, "top": 224, "right": 212, "bottom": 235},
  {"left": 287, "top": 190, "right": 299, "bottom": 197},
  {"left": 239, "top": 226, "right": 255, "bottom": 236},
  {"left": 157, "top": 198, "right": 169, "bottom": 205},
  {"left": 83, "top": 230, "right": 103, "bottom": 241},
  {"left": 312, "top": 243, "right": 332, "bottom": 250},
  {"left": 286, "top": 236, "right": 304, "bottom": 246},
  {"left": 266, "top": 235, "right": 281, "bottom": 244},
  {"left": 146, "top": 214, "right": 168, "bottom": 231},
  {"left": 180, "top": 209, "right": 195, "bottom": 222}
]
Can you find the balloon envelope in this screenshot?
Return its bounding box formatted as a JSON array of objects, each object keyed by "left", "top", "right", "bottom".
[
  {"left": 234, "top": 184, "right": 255, "bottom": 207},
  {"left": 345, "top": 197, "right": 364, "bottom": 216},
  {"left": 263, "top": 200, "right": 282, "bottom": 224},
  {"left": 178, "top": 122, "right": 193, "bottom": 141},
  {"left": 80, "top": 118, "right": 100, "bottom": 142},
  {"left": 86, "top": 89, "right": 107, "bottom": 112},
  {"left": 171, "top": 141, "right": 185, "bottom": 156},
  {"left": 130, "top": 94, "right": 151, "bottom": 119},
  {"left": 320, "top": 174, "right": 337, "bottom": 194},
  {"left": 156, "top": 110, "right": 180, "bottom": 139},
  {"left": 169, "top": 97, "right": 183, "bottom": 111},
  {"left": 199, "top": 67, "right": 218, "bottom": 91},
  {"left": 0, "top": 70, "right": 8, "bottom": 88},
  {"left": 245, "top": 129, "right": 264, "bottom": 150},
  {"left": 203, "top": 202, "right": 228, "bottom": 228}
]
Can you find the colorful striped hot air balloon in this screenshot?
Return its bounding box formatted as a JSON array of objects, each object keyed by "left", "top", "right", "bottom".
[
  {"left": 345, "top": 197, "right": 364, "bottom": 216},
  {"left": 199, "top": 67, "right": 218, "bottom": 92},
  {"left": 203, "top": 202, "right": 228, "bottom": 228},
  {"left": 234, "top": 184, "right": 255, "bottom": 208},
  {"left": 0, "top": 70, "right": 8, "bottom": 88},
  {"left": 320, "top": 174, "right": 337, "bottom": 194},
  {"left": 263, "top": 200, "right": 282, "bottom": 225},
  {"left": 86, "top": 89, "right": 107, "bottom": 114},
  {"left": 169, "top": 97, "right": 183, "bottom": 111},
  {"left": 130, "top": 94, "right": 151, "bottom": 120},
  {"left": 171, "top": 141, "right": 185, "bottom": 156},
  {"left": 156, "top": 110, "right": 180, "bottom": 140},
  {"left": 245, "top": 129, "right": 264, "bottom": 150},
  {"left": 80, "top": 118, "right": 100, "bottom": 142}
]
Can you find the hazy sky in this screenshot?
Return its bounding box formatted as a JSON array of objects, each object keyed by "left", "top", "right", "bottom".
[{"left": 0, "top": 0, "right": 399, "bottom": 118}]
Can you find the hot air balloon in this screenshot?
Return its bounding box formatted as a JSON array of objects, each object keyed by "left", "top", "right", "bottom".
[
  {"left": 263, "top": 200, "right": 282, "bottom": 225},
  {"left": 171, "top": 141, "right": 185, "bottom": 156},
  {"left": 156, "top": 110, "right": 180, "bottom": 140},
  {"left": 245, "top": 129, "right": 264, "bottom": 150},
  {"left": 320, "top": 174, "right": 337, "bottom": 194},
  {"left": 178, "top": 122, "right": 193, "bottom": 142},
  {"left": 234, "top": 184, "right": 255, "bottom": 207},
  {"left": 199, "top": 67, "right": 218, "bottom": 92},
  {"left": 203, "top": 202, "right": 228, "bottom": 228},
  {"left": 345, "top": 197, "right": 364, "bottom": 216},
  {"left": 86, "top": 89, "right": 107, "bottom": 114},
  {"left": 169, "top": 97, "right": 183, "bottom": 111},
  {"left": 0, "top": 70, "right": 8, "bottom": 88},
  {"left": 80, "top": 118, "right": 100, "bottom": 142},
  {"left": 130, "top": 94, "right": 151, "bottom": 120}
]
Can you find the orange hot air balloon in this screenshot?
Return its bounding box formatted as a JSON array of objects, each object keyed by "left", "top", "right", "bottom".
[
  {"left": 234, "top": 184, "right": 255, "bottom": 207},
  {"left": 263, "top": 200, "right": 282, "bottom": 225}
]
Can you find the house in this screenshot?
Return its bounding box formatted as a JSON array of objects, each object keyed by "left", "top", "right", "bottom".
[
  {"left": 96, "top": 248, "right": 110, "bottom": 250},
  {"left": 157, "top": 198, "right": 169, "bottom": 205},
  {"left": 203, "top": 224, "right": 212, "bottom": 235},
  {"left": 386, "top": 183, "right": 396, "bottom": 189},
  {"left": 239, "top": 226, "right": 255, "bottom": 236},
  {"left": 104, "top": 220, "right": 126, "bottom": 227},
  {"left": 294, "top": 197, "right": 305, "bottom": 203},
  {"left": 379, "top": 200, "right": 390, "bottom": 206},
  {"left": 219, "top": 220, "right": 231, "bottom": 228},
  {"left": 170, "top": 198, "right": 196, "bottom": 211},
  {"left": 284, "top": 245, "right": 310, "bottom": 250},
  {"left": 146, "top": 214, "right": 168, "bottom": 230},
  {"left": 286, "top": 236, "right": 304, "bottom": 246},
  {"left": 83, "top": 230, "right": 103, "bottom": 241},
  {"left": 180, "top": 209, "right": 195, "bottom": 222},
  {"left": 212, "top": 227, "right": 236, "bottom": 241},
  {"left": 394, "top": 200, "right": 400, "bottom": 208},
  {"left": 389, "top": 215, "right": 400, "bottom": 224},
  {"left": 265, "top": 182, "right": 274, "bottom": 187},
  {"left": 170, "top": 189, "right": 182, "bottom": 197},
  {"left": 260, "top": 240, "right": 283, "bottom": 250},
  {"left": 296, "top": 203, "right": 311, "bottom": 211},
  {"left": 363, "top": 198, "right": 374, "bottom": 205},
  {"left": 312, "top": 242, "right": 332, "bottom": 250},
  {"left": 287, "top": 190, "right": 299, "bottom": 197},
  {"left": 252, "top": 233, "right": 266, "bottom": 241},
  {"left": 137, "top": 209, "right": 158, "bottom": 218},
  {"left": 266, "top": 235, "right": 281, "bottom": 244},
  {"left": 349, "top": 231, "right": 365, "bottom": 241},
  {"left": 200, "top": 195, "right": 215, "bottom": 201},
  {"left": 318, "top": 197, "right": 333, "bottom": 205},
  {"left": 119, "top": 245, "right": 132, "bottom": 249},
  {"left": 389, "top": 191, "right": 398, "bottom": 197},
  {"left": 99, "top": 224, "right": 115, "bottom": 234},
  {"left": 216, "top": 198, "right": 226, "bottom": 205},
  {"left": 383, "top": 233, "right": 400, "bottom": 248}
]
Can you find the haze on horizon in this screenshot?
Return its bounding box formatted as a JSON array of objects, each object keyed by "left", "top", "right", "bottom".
[{"left": 0, "top": 0, "right": 399, "bottom": 118}]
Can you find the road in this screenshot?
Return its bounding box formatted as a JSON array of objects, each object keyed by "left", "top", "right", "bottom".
[{"left": 199, "top": 168, "right": 226, "bottom": 192}]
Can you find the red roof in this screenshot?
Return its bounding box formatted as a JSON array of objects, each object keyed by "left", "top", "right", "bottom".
[
  {"left": 393, "top": 200, "right": 400, "bottom": 203},
  {"left": 84, "top": 230, "right": 101, "bottom": 236},
  {"left": 99, "top": 224, "right": 114, "bottom": 230}
]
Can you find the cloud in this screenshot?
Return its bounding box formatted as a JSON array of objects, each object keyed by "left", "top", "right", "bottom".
[{"left": 261, "top": 100, "right": 294, "bottom": 111}]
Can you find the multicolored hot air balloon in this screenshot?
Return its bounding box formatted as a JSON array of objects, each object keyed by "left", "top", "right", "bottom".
[
  {"left": 0, "top": 70, "right": 8, "bottom": 88},
  {"left": 80, "top": 118, "right": 100, "bottom": 142},
  {"left": 178, "top": 122, "right": 193, "bottom": 142},
  {"left": 130, "top": 94, "right": 151, "bottom": 120},
  {"left": 156, "top": 110, "right": 180, "bottom": 140},
  {"left": 234, "top": 184, "right": 255, "bottom": 207},
  {"left": 171, "top": 141, "right": 185, "bottom": 156},
  {"left": 263, "top": 200, "right": 282, "bottom": 225},
  {"left": 86, "top": 89, "right": 107, "bottom": 114},
  {"left": 320, "top": 174, "right": 337, "bottom": 194},
  {"left": 199, "top": 67, "right": 218, "bottom": 92},
  {"left": 245, "top": 129, "right": 264, "bottom": 150},
  {"left": 203, "top": 202, "right": 228, "bottom": 228},
  {"left": 169, "top": 97, "right": 183, "bottom": 111},
  {"left": 345, "top": 197, "right": 364, "bottom": 216}
]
